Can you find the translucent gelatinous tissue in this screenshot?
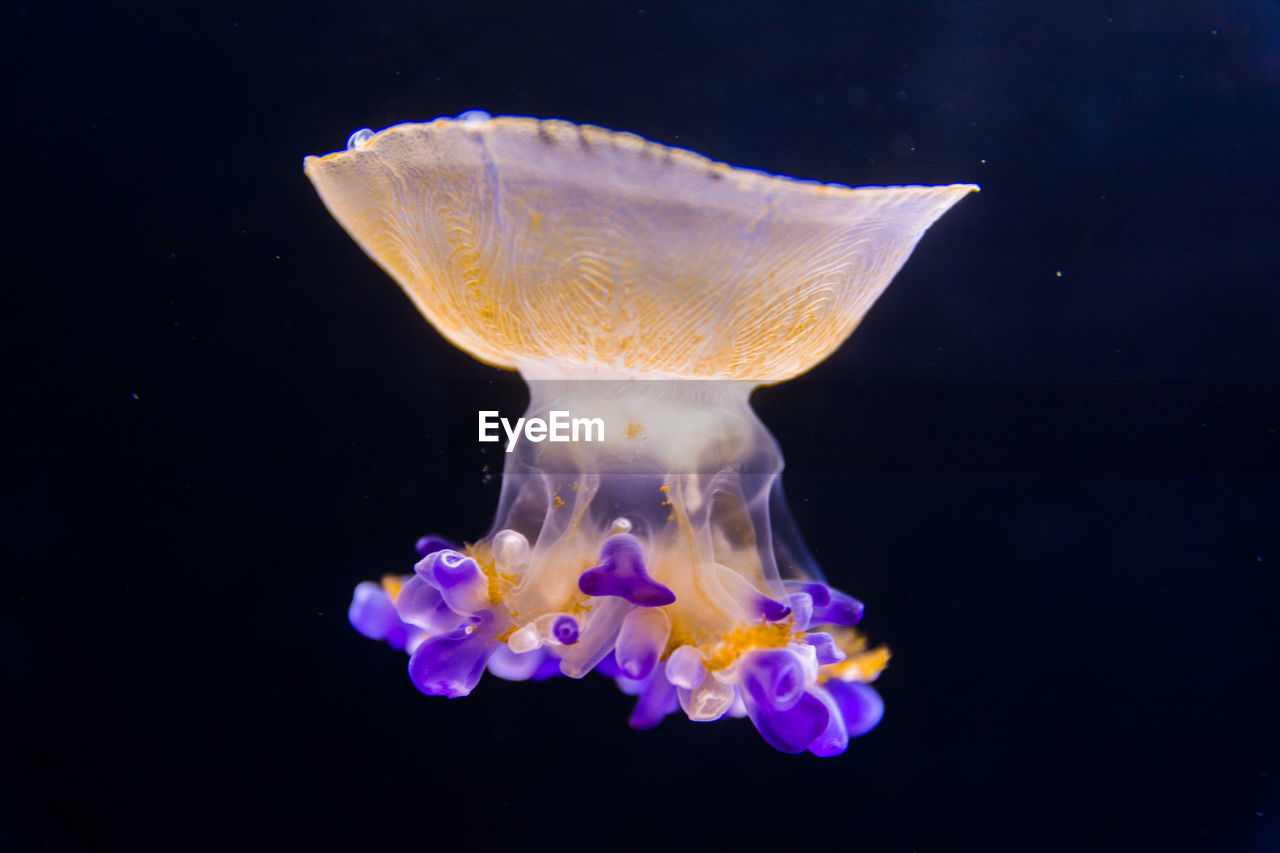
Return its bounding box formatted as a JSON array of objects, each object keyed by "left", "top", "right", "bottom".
[{"left": 307, "top": 112, "right": 976, "bottom": 755}]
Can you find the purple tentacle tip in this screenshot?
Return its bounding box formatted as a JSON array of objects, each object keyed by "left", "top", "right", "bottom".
[
  {"left": 530, "top": 654, "right": 566, "bottom": 681},
  {"left": 418, "top": 549, "right": 490, "bottom": 615},
  {"left": 394, "top": 575, "right": 465, "bottom": 634},
  {"left": 786, "top": 591, "right": 815, "bottom": 630},
  {"left": 414, "top": 535, "right": 456, "bottom": 559},
  {"left": 627, "top": 673, "right": 679, "bottom": 730},
  {"left": 786, "top": 581, "right": 863, "bottom": 627},
  {"left": 813, "top": 589, "right": 864, "bottom": 627},
  {"left": 802, "top": 632, "right": 847, "bottom": 665},
  {"left": 552, "top": 615, "right": 580, "bottom": 645},
  {"left": 349, "top": 582, "right": 399, "bottom": 641},
  {"left": 755, "top": 594, "right": 792, "bottom": 622},
  {"left": 741, "top": 649, "right": 806, "bottom": 711},
  {"left": 808, "top": 689, "right": 850, "bottom": 757},
  {"left": 800, "top": 582, "right": 831, "bottom": 607},
  {"left": 407, "top": 619, "right": 497, "bottom": 698},
  {"left": 593, "top": 651, "right": 623, "bottom": 680},
  {"left": 826, "top": 681, "right": 885, "bottom": 738},
  {"left": 746, "top": 690, "right": 831, "bottom": 754},
  {"left": 578, "top": 533, "right": 675, "bottom": 607}
]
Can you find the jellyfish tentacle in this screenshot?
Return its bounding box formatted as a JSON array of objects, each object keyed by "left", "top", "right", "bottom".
[
  {"left": 823, "top": 680, "right": 885, "bottom": 738},
  {"left": 615, "top": 607, "right": 671, "bottom": 680},
  {"left": 531, "top": 612, "right": 580, "bottom": 646},
  {"left": 714, "top": 563, "right": 792, "bottom": 622},
  {"left": 349, "top": 581, "right": 401, "bottom": 642},
  {"left": 414, "top": 534, "right": 457, "bottom": 559},
  {"left": 802, "top": 632, "right": 847, "bottom": 666},
  {"left": 394, "top": 574, "right": 466, "bottom": 634},
  {"left": 679, "top": 676, "right": 736, "bottom": 722},
  {"left": 783, "top": 580, "right": 865, "bottom": 627},
  {"left": 806, "top": 685, "right": 852, "bottom": 758},
  {"left": 627, "top": 670, "right": 680, "bottom": 730},
  {"left": 406, "top": 615, "right": 501, "bottom": 698},
  {"left": 558, "top": 596, "right": 631, "bottom": 678},
  {"left": 744, "top": 689, "right": 831, "bottom": 754},
  {"left": 786, "top": 590, "right": 815, "bottom": 630},
  {"left": 664, "top": 644, "right": 707, "bottom": 690},
  {"left": 578, "top": 533, "right": 676, "bottom": 606},
  {"left": 418, "top": 549, "right": 491, "bottom": 615},
  {"left": 487, "top": 644, "right": 548, "bottom": 681}
]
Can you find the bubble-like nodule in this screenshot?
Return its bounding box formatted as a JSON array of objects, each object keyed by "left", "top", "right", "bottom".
[
  {"left": 308, "top": 114, "right": 977, "bottom": 756},
  {"left": 345, "top": 128, "right": 375, "bottom": 151}
]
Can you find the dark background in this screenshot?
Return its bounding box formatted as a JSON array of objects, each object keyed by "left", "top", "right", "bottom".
[{"left": 6, "top": 1, "right": 1279, "bottom": 850}]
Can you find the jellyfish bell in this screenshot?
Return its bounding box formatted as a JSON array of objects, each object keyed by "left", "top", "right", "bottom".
[
  {"left": 312, "top": 112, "right": 976, "bottom": 755},
  {"left": 304, "top": 113, "right": 976, "bottom": 382}
]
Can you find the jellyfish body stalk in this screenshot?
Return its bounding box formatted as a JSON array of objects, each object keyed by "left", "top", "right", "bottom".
[{"left": 315, "top": 112, "right": 976, "bottom": 755}]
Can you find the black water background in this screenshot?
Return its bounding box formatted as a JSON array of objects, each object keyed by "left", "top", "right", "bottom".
[{"left": 5, "top": 1, "right": 1279, "bottom": 850}]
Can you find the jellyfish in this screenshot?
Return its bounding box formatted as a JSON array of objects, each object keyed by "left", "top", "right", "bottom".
[{"left": 306, "top": 112, "right": 976, "bottom": 755}]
